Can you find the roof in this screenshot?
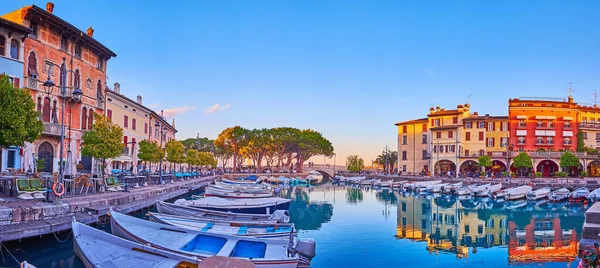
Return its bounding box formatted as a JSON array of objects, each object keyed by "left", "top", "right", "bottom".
[
  {"left": 395, "top": 118, "right": 428, "bottom": 126},
  {"left": 430, "top": 125, "right": 460, "bottom": 130},
  {"left": 2, "top": 5, "right": 116, "bottom": 58},
  {"left": 487, "top": 116, "right": 509, "bottom": 120},
  {"left": 428, "top": 109, "right": 460, "bottom": 117},
  {"left": 0, "top": 17, "right": 31, "bottom": 34}
]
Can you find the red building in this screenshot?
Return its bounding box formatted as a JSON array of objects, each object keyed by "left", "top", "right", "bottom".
[{"left": 2, "top": 3, "right": 116, "bottom": 173}]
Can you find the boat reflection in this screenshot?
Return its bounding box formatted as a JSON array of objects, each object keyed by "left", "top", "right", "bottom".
[
  {"left": 395, "top": 192, "right": 586, "bottom": 264},
  {"left": 281, "top": 186, "right": 334, "bottom": 230}
]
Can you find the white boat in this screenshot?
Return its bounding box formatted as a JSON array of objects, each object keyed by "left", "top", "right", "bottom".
[
  {"left": 147, "top": 212, "right": 295, "bottom": 238},
  {"left": 427, "top": 183, "right": 449, "bottom": 193},
  {"left": 505, "top": 186, "right": 532, "bottom": 200},
  {"left": 110, "top": 209, "right": 314, "bottom": 268},
  {"left": 360, "top": 179, "right": 374, "bottom": 185},
  {"left": 205, "top": 187, "right": 274, "bottom": 199},
  {"left": 474, "top": 183, "right": 502, "bottom": 197},
  {"left": 526, "top": 187, "right": 551, "bottom": 200},
  {"left": 588, "top": 188, "right": 600, "bottom": 202},
  {"left": 392, "top": 180, "right": 407, "bottom": 188},
  {"left": 345, "top": 176, "right": 365, "bottom": 184},
  {"left": 455, "top": 187, "right": 471, "bottom": 196},
  {"left": 412, "top": 180, "right": 442, "bottom": 192},
  {"left": 72, "top": 218, "right": 201, "bottom": 268},
  {"left": 548, "top": 188, "right": 570, "bottom": 202},
  {"left": 335, "top": 175, "right": 346, "bottom": 183},
  {"left": 372, "top": 179, "right": 381, "bottom": 187},
  {"left": 306, "top": 171, "right": 323, "bottom": 184},
  {"left": 221, "top": 178, "right": 259, "bottom": 185},
  {"left": 442, "top": 182, "right": 463, "bottom": 193},
  {"left": 569, "top": 187, "right": 590, "bottom": 200},
  {"left": 506, "top": 200, "right": 528, "bottom": 210},
  {"left": 156, "top": 201, "right": 290, "bottom": 224},
  {"left": 493, "top": 187, "right": 516, "bottom": 199},
  {"left": 215, "top": 181, "right": 270, "bottom": 189},
  {"left": 380, "top": 180, "right": 391, "bottom": 187},
  {"left": 177, "top": 197, "right": 291, "bottom": 214}
]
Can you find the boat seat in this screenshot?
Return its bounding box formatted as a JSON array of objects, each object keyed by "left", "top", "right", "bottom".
[
  {"left": 216, "top": 240, "right": 238, "bottom": 256},
  {"left": 201, "top": 223, "right": 214, "bottom": 232},
  {"left": 237, "top": 226, "right": 248, "bottom": 235}
]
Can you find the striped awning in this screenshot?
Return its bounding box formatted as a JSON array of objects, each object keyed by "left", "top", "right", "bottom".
[
  {"left": 516, "top": 130, "right": 527, "bottom": 136},
  {"left": 563, "top": 131, "right": 573, "bottom": 137},
  {"left": 563, "top": 116, "right": 573, "bottom": 121},
  {"left": 516, "top": 115, "right": 527, "bottom": 119}
]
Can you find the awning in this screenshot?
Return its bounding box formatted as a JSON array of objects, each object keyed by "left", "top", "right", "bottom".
[
  {"left": 563, "top": 131, "right": 573, "bottom": 137},
  {"left": 546, "top": 130, "right": 555, "bottom": 136},
  {"left": 563, "top": 116, "right": 573, "bottom": 121},
  {"left": 535, "top": 130, "right": 545, "bottom": 136},
  {"left": 545, "top": 116, "right": 556, "bottom": 120},
  {"left": 535, "top": 116, "right": 547, "bottom": 119},
  {"left": 516, "top": 115, "right": 527, "bottom": 119},
  {"left": 516, "top": 130, "right": 527, "bottom": 136}
]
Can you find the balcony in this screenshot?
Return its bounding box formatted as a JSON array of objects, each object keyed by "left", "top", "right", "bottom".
[
  {"left": 564, "top": 124, "right": 572, "bottom": 130},
  {"left": 517, "top": 140, "right": 526, "bottom": 145},
  {"left": 517, "top": 123, "right": 527, "bottom": 129},
  {"left": 563, "top": 140, "right": 573, "bottom": 146},
  {"left": 42, "top": 122, "right": 62, "bottom": 136},
  {"left": 535, "top": 123, "right": 554, "bottom": 129},
  {"left": 581, "top": 123, "right": 600, "bottom": 130}
]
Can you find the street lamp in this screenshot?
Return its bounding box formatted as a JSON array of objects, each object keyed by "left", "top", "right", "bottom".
[
  {"left": 42, "top": 57, "right": 83, "bottom": 203},
  {"left": 155, "top": 121, "right": 168, "bottom": 184},
  {"left": 506, "top": 141, "right": 514, "bottom": 180},
  {"left": 120, "top": 140, "right": 136, "bottom": 192}
]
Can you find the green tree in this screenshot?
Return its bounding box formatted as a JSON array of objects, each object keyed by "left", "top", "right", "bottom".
[
  {"left": 81, "top": 114, "right": 124, "bottom": 180},
  {"left": 214, "top": 126, "right": 249, "bottom": 172},
  {"left": 577, "top": 130, "right": 585, "bottom": 152},
  {"left": 0, "top": 75, "right": 43, "bottom": 147},
  {"left": 560, "top": 151, "right": 580, "bottom": 176},
  {"left": 271, "top": 127, "right": 301, "bottom": 168},
  {"left": 185, "top": 149, "right": 200, "bottom": 171},
  {"left": 213, "top": 145, "right": 232, "bottom": 168},
  {"left": 198, "top": 151, "right": 217, "bottom": 167},
  {"left": 137, "top": 140, "right": 162, "bottom": 173},
  {"left": 512, "top": 152, "right": 533, "bottom": 177},
  {"left": 477, "top": 155, "right": 493, "bottom": 169},
  {"left": 165, "top": 140, "right": 185, "bottom": 172},
  {"left": 180, "top": 137, "right": 215, "bottom": 152},
  {"left": 376, "top": 150, "right": 399, "bottom": 172},
  {"left": 293, "top": 129, "right": 334, "bottom": 172},
  {"left": 346, "top": 155, "right": 364, "bottom": 172}
]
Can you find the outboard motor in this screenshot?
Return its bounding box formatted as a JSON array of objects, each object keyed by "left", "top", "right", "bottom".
[
  {"left": 295, "top": 238, "right": 317, "bottom": 261},
  {"left": 269, "top": 210, "right": 290, "bottom": 223}
]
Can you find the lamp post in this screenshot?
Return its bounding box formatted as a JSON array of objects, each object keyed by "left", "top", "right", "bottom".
[
  {"left": 155, "top": 121, "right": 168, "bottom": 184},
  {"left": 506, "top": 141, "right": 514, "bottom": 181},
  {"left": 121, "top": 141, "right": 136, "bottom": 192},
  {"left": 42, "top": 57, "right": 83, "bottom": 203}
]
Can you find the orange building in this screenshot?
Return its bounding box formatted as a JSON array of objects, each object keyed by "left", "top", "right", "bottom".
[
  {"left": 2, "top": 3, "right": 116, "bottom": 173},
  {"left": 507, "top": 218, "right": 578, "bottom": 264}
]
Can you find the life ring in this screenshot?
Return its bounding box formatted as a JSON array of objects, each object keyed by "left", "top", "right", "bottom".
[{"left": 52, "top": 182, "right": 65, "bottom": 197}]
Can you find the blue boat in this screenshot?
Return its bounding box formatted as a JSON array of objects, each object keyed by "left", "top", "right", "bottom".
[{"left": 176, "top": 197, "right": 291, "bottom": 214}]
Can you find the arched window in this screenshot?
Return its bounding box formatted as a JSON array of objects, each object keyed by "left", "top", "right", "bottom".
[
  {"left": 60, "top": 63, "right": 66, "bottom": 86},
  {"left": 0, "top": 36, "right": 5, "bottom": 56},
  {"left": 10, "top": 39, "right": 19, "bottom": 59},
  {"left": 27, "top": 52, "right": 38, "bottom": 78},
  {"left": 42, "top": 97, "right": 51, "bottom": 122},
  {"left": 60, "top": 35, "right": 68, "bottom": 51},
  {"left": 74, "top": 43, "right": 81, "bottom": 58},
  {"left": 96, "top": 80, "right": 102, "bottom": 100},
  {"left": 73, "top": 69, "right": 80, "bottom": 89},
  {"left": 88, "top": 110, "right": 94, "bottom": 129},
  {"left": 52, "top": 100, "right": 58, "bottom": 123},
  {"left": 81, "top": 107, "right": 87, "bottom": 130},
  {"left": 37, "top": 97, "right": 41, "bottom": 113}
]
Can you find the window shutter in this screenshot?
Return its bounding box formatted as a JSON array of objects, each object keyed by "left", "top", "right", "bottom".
[
  {"left": 492, "top": 138, "right": 495, "bottom": 147},
  {"left": 124, "top": 136, "right": 128, "bottom": 145},
  {"left": 13, "top": 77, "right": 20, "bottom": 88}
]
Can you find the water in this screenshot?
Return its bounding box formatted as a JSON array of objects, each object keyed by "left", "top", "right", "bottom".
[{"left": 0, "top": 184, "right": 591, "bottom": 267}]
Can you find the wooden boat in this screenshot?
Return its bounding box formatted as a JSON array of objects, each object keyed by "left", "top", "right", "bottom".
[
  {"left": 493, "top": 187, "right": 516, "bottom": 199},
  {"left": 156, "top": 201, "right": 290, "bottom": 224},
  {"left": 147, "top": 212, "right": 295, "bottom": 239},
  {"left": 442, "top": 182, "right": 463, "bottom": 193},
  {"left": 427, "top": 183, "right": 449, "bottom": 193},
  {"left": 526, "top": 187, "right": 551, "bottom": 200},
  {"left": 72, "top": 217, "right": 201, "bottom": 268},
  {"left": 505, "top": 186, "right": 532, "bottom": 201},
  {"left": 205, "top": 187, "right": 274, "bottom": 199},
  {"left": 548, "top": 188, "right": 570, "bottom": 202},
  {"left": 474, "top": 183, "right": 502, "bottom": 197},
  {"left": 221, "top": 178, "right": 259, "bottom": 185},
  {"left": 569, "top": 187, "right": 590, "bottom": 200},
  {"left": 109, "top": 209, "right": 315, "bottom": 268},
  {"left": 180, "top": 197, "right": 291, "bottom": 214}
]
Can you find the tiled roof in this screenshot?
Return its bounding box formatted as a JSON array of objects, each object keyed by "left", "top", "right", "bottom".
[{"left": 394, "top": 118, "right": 428, "bottom": 126}]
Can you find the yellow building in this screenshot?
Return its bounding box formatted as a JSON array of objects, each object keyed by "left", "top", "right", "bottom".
[
  {"left": 395, "top": 118, "right": 429, "bottom": 174},
  {"left": 396, "top": 194, "right": 431, "bottom": 241},
  {"left": 428, "top": 104, "right": 472, "bottom": 176},
  {"left": 578, "top": 105, "right": 600, "bottom": 149}
]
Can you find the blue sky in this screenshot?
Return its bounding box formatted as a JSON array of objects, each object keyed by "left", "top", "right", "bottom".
[{"left": 6, "top": 0, "right": 600, "bottom": 165}]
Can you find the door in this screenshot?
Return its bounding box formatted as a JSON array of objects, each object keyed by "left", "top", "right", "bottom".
[{"left": 38, "top": 142, "right": 53, "bottom": 172}]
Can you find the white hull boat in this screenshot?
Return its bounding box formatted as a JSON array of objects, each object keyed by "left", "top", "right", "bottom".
[
  {"left": 345, "top": 176, "right": 366, "bottom": 184},
  {"left": 569, "top": 187, "right": 590, "bottom": 200},
  {"left": 474, "top": 183, "right": 502, "bottom": 197},
  {"left": 306, "top": 171, "right": 323, "bottom": 184},
  {"left": 221, "top": 179, "right": 259, "bottom": 185},
  {"left": 155, "top": 201, "right": 290, "bottom": 224},
  {"left": 109, "top": 209, "right": 314, "bottom": 268},
  {"left": 148, "top": 212, "right": 295, "bottom": 238},
  {"left": 442, "top": 182, "right": 463, "bottom": 193},
  {"left": 392, "top": 180, "right": 407, "bottom": 188},
  {"left": 526, "top": 187, "right": 551, "bottom": 200},
  {"left": 72, "top": 218, "right": 201, "bottom": 268},
  {"left": 588, "top": 188, "right": 600, "bottom": 201},
  {"left": 205, "top": 187, "right": 274, "bottom": 199},
  {"left": 548, "top": 188, "right": 570, "bottom": 202},
  {"left": 493, "top": 187, "right": 516, "bottom": 199},
  {"left": 428, "top": 183, "right": 449, "bottom": 193},
  {"left": 505, "top": 186, "right": 532, "bottom": 201},
  {"left": 180, "top": 197, "right": 291, "bottom": 214},
  {"left": 360, "top": 179, "right": 373, "bottom": 185},
  {"left": 380, "top": 180, "right": 392, "bottom": 187},
  {"left": 455, "top": 187, "right": 471, "bottom": 196}
]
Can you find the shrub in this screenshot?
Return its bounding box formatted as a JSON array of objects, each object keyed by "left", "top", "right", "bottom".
[
  {"left": 502, "top": 171, "right": 507, "bottom": 177},
  {"left": 535, "top": 172, "right": 542, "bottom": 178},
  {"left": 555, "top": 171, "right": 568, "bottom": 178},
  {"left": 580, "top": 171, "right": 589, "bottom": 177},
  {"left": 480, "top": 171, "right": 486, "bottom": 177}
]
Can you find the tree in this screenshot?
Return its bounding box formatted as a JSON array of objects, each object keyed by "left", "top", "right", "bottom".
[
  {"left": 293, "top": 129, "right": 334, "bottom": 172},
  {"left": 376, "top": 150, "right": 399, "bottom": 172},
  {"left": 137, "top": 140, "right": 162, "bottom": 173},
  {"left": 165, "top": 140, "right": 185, "bottom": 172},
  {"left": 185, "top": 149, "right": 200, "bottom": 171},
  {"left": 198, "top": 151, "right": 217, "bottom": 167},
  {"left": 81, "top": 113, "right": 124, "bottom": 180},
  {"left": 271, "top": 127, "right": 301, "bottom": 168},
  {"left": 214, "top": 126, "right": 249, "bottom": 172},
  {"left": 0, "top": 75, "right": 43, "bottom": 147},
  {"left": 477, "top": 155, "right": 492, "bottom": 170},
  {"left": 180, "top": 137, "right": 215, "bottom": 152},
  {"left": 213, "top": 145, "right": 232, "bottom": 168},
  {"left": 577, "top": 130, "right": 585, "bottom": 152},
  {"left": 512, "top": 152, "right": 533, "bottom": 177},
  {"left": 560, "top": 151, "right": 580, "bottom": 176},
  {"left": 346, "top": 155, "right": 364, "bottom": 172}
]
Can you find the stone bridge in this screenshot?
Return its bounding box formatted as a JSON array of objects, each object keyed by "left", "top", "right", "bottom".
[{"left": 303, "top": 164, "right": 345, "bottom": 179}]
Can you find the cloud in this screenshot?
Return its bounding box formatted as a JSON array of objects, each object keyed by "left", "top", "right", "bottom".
[
  {"left": 162, "top": 106, "right": 196, "bottom": 118},
  {"left": 204, "top": 103, "right": 231, "bottom": 114}
]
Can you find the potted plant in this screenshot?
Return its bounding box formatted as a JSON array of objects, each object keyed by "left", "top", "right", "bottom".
[
  {"left": 580, "top": 171, "right": 589, "bottom": 179},
  {"left": 479, "top": 171, "right": 486, "bottom": 179},
  {"left": 535, "top": 172, "right": 542, "bottom": 178}
]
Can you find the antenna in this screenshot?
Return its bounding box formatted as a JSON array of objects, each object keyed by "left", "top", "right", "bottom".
[
  {"left": 466, "top": 95, "right": 472, "bottom": 104},
  {"left": 594, "top": 90, "right": 598, "bottom": 107},
  {"left": 566, "top": 82, "right": 574, "bottom": 96}
]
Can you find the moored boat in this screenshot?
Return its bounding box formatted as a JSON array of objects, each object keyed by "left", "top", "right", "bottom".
[
  {"left": 587, "top": 188, "right": 600, "bottom": 202},
  {"left": 205, "top": 187, "right": 274, "bottom": 199},
  {"left": 505, "top": 186, "right": 532, "bottom": 201},
  {"left": 148, "top": 212, "right": 295, "bottom": 238},
  {"left": 442, "top": 182, "right": 463, "bottom": 193},
  {"left": 474, "top": 183, "right": 502, "bottom": 197},
  {"left": 569, "top": 187, "right": 590, "bottom": 201},
  {"left": 548, "top": 188, "right": 570, "bottom": 202},
  {"left": 427, "top": 183, "right": 449, "bottom": 193},
  {"left": 455, "top": 187, "right": 471, "bottom": 196},
  {"left": 156, "top": 201, "right": 290, "bottom": 224},
  {"left": 178, "top": 197, "right": 291, "bottom": 214},
  {"left": 109, "top": 209, "right": 315, "bottom": 268},
  {"left": 380, "top": 180, "right": 391, "bottom": 187},
  {"left": 493, "top": 187, "right": 516, "bottom": 199},
  {"left": 306, "top": 171, "right": 323, "bottom": 184},
  {"left": 526, "top": 187, "right": 551, "bottom": 200},
  {"left": 222, "top": 178, "right": 259, "bottom": 185},
  {"left": 392, "top": 180, "right": 407, "bottom": 189}
]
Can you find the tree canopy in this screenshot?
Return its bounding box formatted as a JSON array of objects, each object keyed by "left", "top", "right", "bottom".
[
  {"left": 376, "top": 150, "right": 398, "bottom": 172},
  {"left": 180, "top": 137, "right": 215, "bottom": 152},
  {"left": 577, "top": 130, "right": 585, "bottom": 152},
  {"left": 512, "top": 152, "right": 533, "bottom": 176},
  {"left": 137, "top": 140, "right": 163, "bottom": 172},
  {"left": 560, "top": 151, "right": 580, "bottom": 169},
  {"left": 478, "top": 155, "right": 492, "bottom": 168},
  {"left": 0, "top": 75, "right": 43, "bottom": 147},
  {"left": 346, "top": 155, "right": 364, "bottom": 172},
  {"left": 165, "top": 140, "right": 185, "bottom": 170},
  {"left": 81, "top": 113, "right": 123, "bottom": 178}
]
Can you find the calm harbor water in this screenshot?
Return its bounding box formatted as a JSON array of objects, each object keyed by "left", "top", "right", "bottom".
[{"left": 1, "top": 184, "right": 591, "bottom": 267}]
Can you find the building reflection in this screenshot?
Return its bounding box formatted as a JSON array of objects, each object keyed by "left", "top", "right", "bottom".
[{"left": 396, "top": 193, "right": 580, "bottom": 263}]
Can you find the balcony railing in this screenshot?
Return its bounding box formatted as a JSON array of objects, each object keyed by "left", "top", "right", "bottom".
[
  {"left": 42, "top": 122, "right": 62, "bottom": 136},
  {"left": 517, "top": 123, "right": 526, "bottom": 128},
  {"left": 508, "top": 151, "right": 593, "bottom": 158},
  {"left": 580, "top": 123, "right": 600, "bottom": 129}
]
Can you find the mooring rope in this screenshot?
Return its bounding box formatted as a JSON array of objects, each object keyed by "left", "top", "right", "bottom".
[
  {"left": 0, "top": 241, "right": 21, "bottom": 266},
  {"left": 42, "top": 219, "right": 72, "bottom": 243}
]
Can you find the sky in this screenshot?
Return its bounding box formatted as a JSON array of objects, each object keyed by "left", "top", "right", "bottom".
[{"left": 6, "top": 0, "right": 600, "bottom": 166}]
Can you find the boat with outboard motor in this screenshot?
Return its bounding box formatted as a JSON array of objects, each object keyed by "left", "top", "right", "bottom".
[
  {"left": 181, "top": 197, "right": 291, "bottom": 214},
  {"left": 156, "top": 201, "right": 290, "bottom": 224},
  {"left": 526, "top": 187, "right": 551, "bottom": 200}
]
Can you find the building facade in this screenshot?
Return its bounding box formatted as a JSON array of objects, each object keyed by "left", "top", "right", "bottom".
[
  {"left": 3, "top": 3, "right": 116, "bottom": 174},
  {"left": 0, "top": 18, "right": 30, "bottom": 172},
  {"left": 395, "top": 118, "right": 429, "bottom": 174}
]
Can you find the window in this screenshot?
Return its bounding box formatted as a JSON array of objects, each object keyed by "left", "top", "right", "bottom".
[
  {"left": 402, "top": 151, "right": 407, "bottom": 160},
  {"left": 401, "top": 203, "right": 406, "bottom": 212},
  {"left": 466, "top": 132, "right": 471, "bottom": 141},
  {"left": 548, "top": 120, "right": 554, "bottom": 127},
  {"left": 107, "top": 109, "right": 112, "bottom": 120},
  {"left": 584, "top": 132, "right": 588, "bottom": 139},
  {"left": 124, "top": 115, "right": 128, "bottom": 128},
  {"left": 453, "top": 117, "right": 458, "bottom": 124},
  {"left": 97, "top": 56, "right": 103, "bottom": 70},
  {"left": 434, "top": 119, "right": 440, "bottom": 126},
  {"left": 596, "top": 133, "right": 600, "bottom": 141},
  {"left": 403, "top": 165, "right": 407, "bottom": 172},
  {"left": 547, "top": 137, "right": 553, "bottom": 144},
  {"left": 10, "top": 39, "right": 19, "bottom": 59},
  {"left": 59, "top": 35, "right": 68, "bottom": 51},
  {"left": 465, "top": 150, "right": 470, "bottom": 156},
  {"left": 518, "top": 137, "right": 526, "bottom": 144},
  {"left": 74, "top": 43, "right": 82, "bottom": 58},
  {"left": 123, "top": 136, "right": 128, "bottom": 153},
  {"left": 402, "top": 135, "right": 407, "bottom": 145},
  {"left": 422, "top": 150, "right": 428, "bottom": 159},
  {"left": 487, "top": 138, "right": 494, "bottom": 147},
  {"left": 422, "top": 123, "right": 427, "bottom": 132},
  {"left": 519, "top": 119, "right": 526, "bottom": 127},
  {"left": 96, "top": 80, "right": 103, "bottom": 101},
  {"left": 436, "top": 132, "right": 441, "bottom": 138},
  {"left": 465, "top": 122, "right": 472, "bottom": 128},
  {"left": 537, "top": 137, "right": 543, "bottom": 144},
  {"left": 85, "top": 78, "right": 92, "bottom": 89},
  {"left": 501, "top": 137, "right": 508, "bottom": 147},
  {"left": 422, "top": 134, "right": 427, "bottom": 144},
  {"left": 44, "top": 60, "right": 55, "bottom": 76},
  {"left": 565, "top": 137, "right": 572, "bottom": 145},
  {"left": 537, "top": 120, "right": 543, "bottom": 127},
  {"left": 448, "top": 131, "right": 453, "bottom": 138},
  {"left": 465, "top": 225, "right": 470, "bottom": 233},
  {"left": 402, "top": 126, "right": 407, "bottom": 133},
  {"left": 6, "top": 150, "right": 15, "bottom": 168},
  {"left": 74, "top": 69, "right": 80, "bottom": 89},
  {"left": 478, "top": 131, "right": 484, "bottom": 141},
  {"left": 478, "top": 225, "right": 484, "bottom": 234},
  {"left": 478, "top": 121, "right": 485, "bottom": 128},
  {"left": 0, "top": 35, "right": 5, "bottom": 56},
  {"left": 132, "top": 118, "right": 137, "bottom": 130},
  {"left": 565, "top": 121, "right": 571, "bottom": 128},
  {"left": 502, "top": 122, "right": 508, "bottom": 131},
  {"left": 487, "top": 122, "right": 495, "bottom": 131},
  {"left": 145, "top": 123, "right": 148, "bottom": 134},
  {"left": 42, "top": 97, "right": 51, "bottom": 122}
]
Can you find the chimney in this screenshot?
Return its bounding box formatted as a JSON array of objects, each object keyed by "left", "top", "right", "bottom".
[
  {"left": 429, "top": 107, "right": 434, "bottom": 114},
  {"left": 113, "top": 82, "right": 120, "bottom": 93},
  {"left": 46, "top": 2, "right": 54, "bottom": 13},
  {"left": 87, "top": 26, "right": 94, "bottom": 37},
  {"left": 435, "top": 106, "right": 440, "bottom": 112},
  {"left": 137, "top": 95, "right": 142, "bottom": 104}
]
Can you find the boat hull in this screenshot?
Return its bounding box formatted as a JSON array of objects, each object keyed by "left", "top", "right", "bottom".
[
  {"left": 205, "top": 187, "right": 274, "bottom": 198},
  {"left": 156, "top": 201, "right": 287, "bottom": 224}
]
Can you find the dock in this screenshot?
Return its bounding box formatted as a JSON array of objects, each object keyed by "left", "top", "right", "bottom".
[{"left": 0, "top": 176, "right": 215, "bottom": 242}]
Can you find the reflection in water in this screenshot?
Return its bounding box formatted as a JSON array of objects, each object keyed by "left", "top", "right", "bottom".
[
  {"left": 396, "top": 192, "right": 588, "bottom": 264},
  {"left": 282, "top": 186, "right": 334, "bottom": 230},
  {"left": 346, "top": 187, "right": 364, "bottom": 204}
]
